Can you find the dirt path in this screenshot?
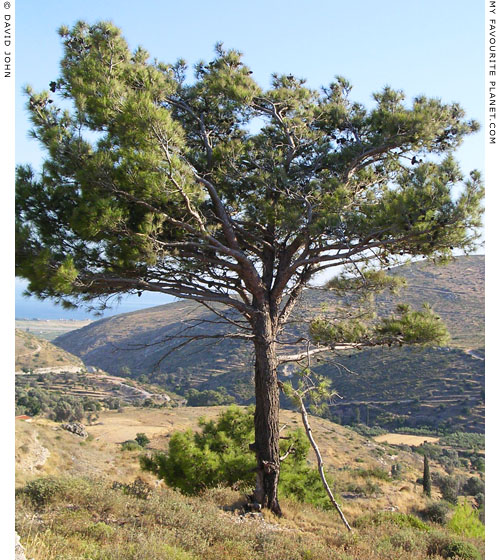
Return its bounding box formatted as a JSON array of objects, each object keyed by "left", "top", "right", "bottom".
[
  {"left": 16, "top": 430, "right": 51, "bottom": 472},
  {"left": 17, "top": 342, "right": 42, "bottom": 359},
  {"left": 15, "top": 365, "right": 83, "bottom": 375},
  {"left": 464, "top": 349, "right": 484, "bottom": 361}
]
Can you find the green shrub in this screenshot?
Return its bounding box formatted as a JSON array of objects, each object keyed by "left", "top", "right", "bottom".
[
  {"left": 436, "top": 475, "right": 461, "bottom": 504},
  {"left": 140, "top": 406, "right": 335, "bottom": 508},
  {"left": 135, "top": 432, "right": 150, "bottom": 447},
  {"left": 279, "top": 462, "right": 339, "bottom": 510},
  {"left": 20, "top": 477, "right": 63, "bottom": 508},
  {"left": 112, "top": 477, "right": 152, "bottom": 500},
  {"left": 140, "top": 406, "right": 256, "bottom": 495},
  {"left": 353, "top": 511, "right": 430, "bottom": 532},
  {"left": 363, "top": 480, "right": 382, "bottom": 496},
  {"left": 463, "top": 477, "right": 485, "bottom": 497},
  {"left": 447, "top": 502, "right": 485, "bottom": 539},
  {"left": 419, "top": 501, "right": 453, "bottom": 524},
  {"left": 389, "top": 529, "right": 419, "bottom": 552},
  {"left": 391, "top": 463, "right": 403, "bottom": 479},
  {"left": 185, "top": 388, "right": 236, "bottom": 406},
  {"left": 84, "top": 521, "right": 116, "bottom": 541},
  {"left": 355, "top": 467, "right": 391, "bottom": 481},
  {"left": 121, "top": 440, "right": 143, "bottom": 451},
  {"left": 427, "top": 533, "right": 481, "bottom": 560}
]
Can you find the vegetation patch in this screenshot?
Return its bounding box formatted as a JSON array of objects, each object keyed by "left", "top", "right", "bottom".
[
  {"left": 140, "top": 406, "right": 339, "bottom": 510},
  {"left": 426, "top": 532, "right": 482, "bottom": 560},
  {"left": 352, "top": 511, "right": 430, "bottom": 532}
]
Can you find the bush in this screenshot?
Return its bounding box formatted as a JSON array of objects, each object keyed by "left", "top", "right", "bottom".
[
  {"left": 279, "top": 462, "right": 339, "bottom": 510},
  {"left": 141, "top": 406, "right": 256, "bottom": 494},
  {"left": 112, "top": 477, "right": 152, "bottom": 500},
  {"left": 355, "top": 467, "right": 391, "bottom": 481},
  {"left": 185, "top": 388, "right": 236, "bottom": 407},
  {"left": 434, "top": 474, "right": 462, "bottom": 504},
  {"left": 135, "top": 432, "right": 150, "bottom": 447},
  {"left": 463, "top": 477, "right": 484, "bottom": 497},
  {"left": 20, "top": 477, "right": 63, "bottom": 508},
  {"left": 391, "top": 463, "right": 403, "bottom": 479},
  {"left": 353, "top": 511, "right": 430, "bottom": 531},
  {"left": 84, "top": 521, "right": 116, "bottom": 541},
  {"left": 447, "top": 502, "right": 485, "bottom": 539},
  {"left": 427, "top": 533, "right": 481, "bottom": 560},
  {"left": 121, "top": 440, "right": 142, "bottom": 451},
  {"left": 419, "top": 501, "right": 453, "bottom": 524},
  {"left": 389, "top": 529, "right": 419, "bottom": 552}
]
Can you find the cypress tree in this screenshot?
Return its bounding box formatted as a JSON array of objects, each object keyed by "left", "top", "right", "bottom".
[
  {"left": 354, "top": 406, "right": 361, "bottom": 425},
  {"left": 423, "top": 454, "right": 432, "bottom": 497}
]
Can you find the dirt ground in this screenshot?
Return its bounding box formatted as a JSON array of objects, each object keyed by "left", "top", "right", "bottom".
[{"left": 86, "top": 406, "right": 227, "bottom": 444}]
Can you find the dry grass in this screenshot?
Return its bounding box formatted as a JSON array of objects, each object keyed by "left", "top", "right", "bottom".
[
  {"left": 15, "top": 476, "right": 484, "bottom": 560},
  {"left": 86, "top": 406, "right": 225, "bottom": 444},
  {"left": 15, "top": 406, "right": 484, "bottom": 559}
]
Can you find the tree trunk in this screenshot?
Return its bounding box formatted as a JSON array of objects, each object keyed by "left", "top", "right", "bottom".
[{"left": 251, "top": 309, "right": 282, "bottom": 515}]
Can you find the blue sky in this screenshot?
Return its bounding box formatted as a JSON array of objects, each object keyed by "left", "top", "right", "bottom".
[{"left": 14, "top": 0, "right": 486, "bottom": 319}]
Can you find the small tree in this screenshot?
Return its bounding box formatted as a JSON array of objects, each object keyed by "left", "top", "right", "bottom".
[
  {"left": 282, "top": 368, "right": 352, "bottom": 531},
  {"left": 16, "top": 21, "right": 483, "bottom": 513},
  {"left": 140, "top": 406, "right": 329, "bottom": 508},
  {"left": 423, "top": 454, "right": 432, "bottom": 497},
  {"left": 86, "top": 411, "right": 99, "bottom": 425},
  {"left": 135, "top": 432, "right": 151, "bottom": 447}
]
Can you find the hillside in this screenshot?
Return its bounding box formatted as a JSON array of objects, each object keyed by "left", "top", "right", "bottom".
[
  {"left": 15, "top": 331, "right": 174, "bottom": 414},
  {"left": 15, "top": 405, "right": 484, "bottom": 511},
  {"left": 53, "top": 256, "right": 484, "bottom": 432},
  {"left": 15, "top": 328, "right": 85, "bottom": 372},
  {"left": 15, "top": 406, "right": 485, "bottom": 560}
]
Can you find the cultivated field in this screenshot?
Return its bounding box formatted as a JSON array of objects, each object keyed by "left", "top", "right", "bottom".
[
  {"left": 15, "top": 319, "right": 93, "bottom": 341},
  {"left": 373, "top": 433, "right": 440, "bottom": 446}
]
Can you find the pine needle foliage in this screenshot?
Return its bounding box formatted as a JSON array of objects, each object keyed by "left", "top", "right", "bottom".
[{"left": 16, "top": 21, "right": 483, "bottom": 311}]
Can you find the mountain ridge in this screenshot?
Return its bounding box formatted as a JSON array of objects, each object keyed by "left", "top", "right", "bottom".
[{"left": 53, "top": 256, "right": 484, "bottom": 432}]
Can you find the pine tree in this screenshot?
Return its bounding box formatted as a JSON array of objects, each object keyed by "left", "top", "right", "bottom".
[
  {"left": 423, "top": 454, "right": 432, "bottom": 497},
  {"left": 16, "top": 22, "right": 483, "bottom": 514}
]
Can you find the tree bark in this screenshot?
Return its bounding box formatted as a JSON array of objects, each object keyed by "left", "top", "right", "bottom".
[{"left": 251, "top": 308, "right": 282, "bottom": 515}]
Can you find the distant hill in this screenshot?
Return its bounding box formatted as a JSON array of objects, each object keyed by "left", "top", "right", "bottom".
[
  {"left": 54, "top": 256, "right": 484, "bottom": 432},
  {"left": 15, "top": 328, "right": 85, "bottom": 372},
  {"left": 15, "top": 330, "right": 173, "bottom": 409},
  {"left": 374, "top": 256, "right": 484, "bottom": 348}
]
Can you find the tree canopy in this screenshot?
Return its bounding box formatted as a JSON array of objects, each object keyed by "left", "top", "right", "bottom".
[{"left": 17, "top": 21, "right": 482, "bottom": 316}]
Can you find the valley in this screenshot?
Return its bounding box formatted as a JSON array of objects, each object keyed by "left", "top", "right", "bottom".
[{"left": 41, "top": 255, "right": 484, "bottom": 435}]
